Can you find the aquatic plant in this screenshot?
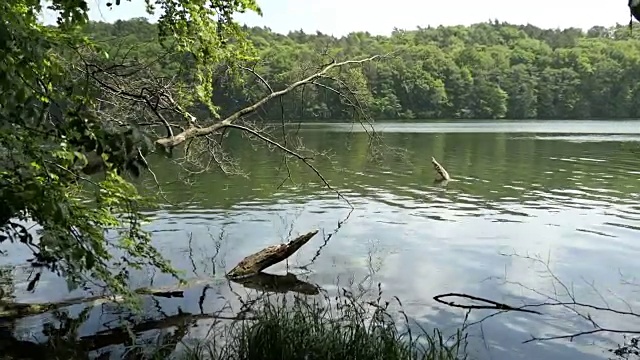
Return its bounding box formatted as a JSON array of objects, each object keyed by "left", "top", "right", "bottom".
[{"left": 177, "top": 289, "right": 467, "bottom": 360}]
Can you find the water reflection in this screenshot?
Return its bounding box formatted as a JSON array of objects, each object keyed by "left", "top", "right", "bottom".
[{"left": 1, "top": 121, "right": 640, "bottom": 359}]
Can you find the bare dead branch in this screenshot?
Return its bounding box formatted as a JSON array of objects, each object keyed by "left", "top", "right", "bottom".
[
  {"left": 155, "top": 54, "right": 385, "bottom": 148},
  {"left": 239, "top": 65, "right": 274, "bottom": 93},
  {"left": 523, "top": 328, "right": 640, "bottom": 344},
  {"left": 240, "top": 62, "right": 292, "bottom": 189},
  {"left": 224, "top": 122, "right": 351, "bottom": 207},
  {"left": 310, "top": 80, "right": 375, "bottom": 137},
  {"left": 298, "top": 206, "right": 355, "bottom": 270},
  {"left": 137, "top": 149, "right": 178, "bottom": 206}
]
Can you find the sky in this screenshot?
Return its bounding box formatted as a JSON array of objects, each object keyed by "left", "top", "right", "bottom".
[{"left": 43, "top": 0, "right": 632, "bottom": 36}]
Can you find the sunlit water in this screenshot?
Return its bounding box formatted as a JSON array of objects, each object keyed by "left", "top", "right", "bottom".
[{"left": 2, "top": 120, "right": 640, "bottom": 359}]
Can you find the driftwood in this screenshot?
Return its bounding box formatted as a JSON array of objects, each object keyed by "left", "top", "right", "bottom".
[
  {"left": 0, "top": 277, "right": 212, "bottom": 320},
  {"left": 431, "top": 157, "right": 450, "bottom": 182},
  {"left": 226, "top": 230, "right": 319, "bottom": 279},
  {"left": 230, "top": 272, "right": 320, "bottom": 295}
]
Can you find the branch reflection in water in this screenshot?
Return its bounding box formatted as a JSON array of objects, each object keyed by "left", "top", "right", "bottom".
[{"left": 0, "top": 211, "right": 463, "bottom": 360}]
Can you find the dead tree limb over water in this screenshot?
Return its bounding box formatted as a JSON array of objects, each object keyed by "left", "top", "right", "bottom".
[{"left": 226, "top": 230, "right": 319, "bottom": 279}]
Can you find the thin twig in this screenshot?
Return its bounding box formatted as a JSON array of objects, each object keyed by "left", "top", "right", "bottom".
[
  {"left": 433, "top": 293, "right": 543, "bottom": 315},
  {"left": 224, "top": 123, "right": 352, "bottom": 208}
]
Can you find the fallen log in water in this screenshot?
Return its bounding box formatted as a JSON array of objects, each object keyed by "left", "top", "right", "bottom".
[
  {"left": 0, "top": 277, "right": 213, "bottom": 320},
  {"left": 431, "top": 157, "right": 450, "bottom": 182},
  {"left": 226, "top": 230, "right": 319, "bottom": 279}
]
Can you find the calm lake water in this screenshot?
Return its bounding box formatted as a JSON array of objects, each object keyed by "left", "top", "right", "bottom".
[{"left": 2, "top": 120, "right": 640, "bottom": 359}]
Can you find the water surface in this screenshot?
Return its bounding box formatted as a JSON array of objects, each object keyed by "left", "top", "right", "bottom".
[{"left": 2, "top": 120, "right": 640, "bottom": 359}]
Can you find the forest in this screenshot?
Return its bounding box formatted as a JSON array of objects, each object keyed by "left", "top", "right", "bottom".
[
  {"left": 2, "top": 1, "right": 640, "bottom": 357},
  {"left": 85, "top": 18, "right": 640, "bottom": 120}
]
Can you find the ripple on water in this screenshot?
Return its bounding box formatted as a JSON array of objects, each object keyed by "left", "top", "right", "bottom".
[{"left": 4, "top": 123, "right": 640, "bottom": 360}]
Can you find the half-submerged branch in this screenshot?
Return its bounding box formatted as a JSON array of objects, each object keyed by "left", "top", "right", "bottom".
[
  {"left": 226, "top": 230, "right": 319, "bottom": 279},
  {"left": 431, "top": 157, "right": 450, "bottom": 182},
  {"left": 433, "top": 293, "right": 542, "bottom": 315},
  {"left": 0, "top": 277, "right": 212, "bottom": 319}
]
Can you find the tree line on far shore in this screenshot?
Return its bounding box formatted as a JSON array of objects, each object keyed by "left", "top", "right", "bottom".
[{"left": 85, "top": 19, "right": 640, "bottom": 120}]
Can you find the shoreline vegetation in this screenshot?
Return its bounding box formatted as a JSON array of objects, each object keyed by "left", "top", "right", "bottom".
[
  {"left": 175, "top": 293, "right": 467, "bottom": 360},
  {"left": 0, "top": 284, "right": 467, "bottom": 360},
  {"left": 86, "top": 19, "right": 640, "bottom": 122}
]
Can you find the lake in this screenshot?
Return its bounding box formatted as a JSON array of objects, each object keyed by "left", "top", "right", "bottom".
[{"left": 2, "top": 120, "right": 640, "bottom": 359}]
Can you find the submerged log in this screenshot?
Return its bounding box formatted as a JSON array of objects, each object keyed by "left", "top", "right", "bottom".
[
  {"left": 431, "top": 157, "right": 451, "bottom": 182},
  {"left": 230, "top": 272, "right": 320, "bottom": 295},
  {"left": 0, "top": 277, "right": 212, "bottom": 320},
  {"left": 0, "top": 310, "right": 250, "bottom": 356},
  {"left": 226, "top": 230, "right": 319, "bottom": 279}
]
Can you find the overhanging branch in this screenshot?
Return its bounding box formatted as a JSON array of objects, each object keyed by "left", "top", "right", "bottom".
[
  {"left": 225, "top": 123, "right": 351, "bottom": 207},
  {"left": 155, "top": 55, "right": 384, "bottom": 148}
]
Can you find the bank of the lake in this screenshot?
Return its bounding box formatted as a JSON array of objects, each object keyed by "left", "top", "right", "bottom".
[{"left": 1, "top": 120, "right": 639, "bottom": 360}]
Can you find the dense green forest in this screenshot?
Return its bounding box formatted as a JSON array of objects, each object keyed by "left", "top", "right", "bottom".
[{"left": 85, "top": 19, "right": 640, "bottom": 120}]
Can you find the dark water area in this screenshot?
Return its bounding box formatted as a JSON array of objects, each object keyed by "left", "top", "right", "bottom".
[{"left": 1, "top": 120, "right": 640, "bottom": 359}]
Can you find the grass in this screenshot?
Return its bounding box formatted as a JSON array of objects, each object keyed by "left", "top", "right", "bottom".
[
  {"left": 176, "top": 288, "right": 467, "bottom": 360},
  {"left": 0, "top": 285, "right": 467, "bottom": 360}
]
